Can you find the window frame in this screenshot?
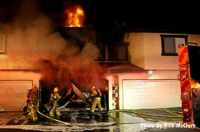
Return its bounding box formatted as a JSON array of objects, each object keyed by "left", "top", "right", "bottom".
[
  {"left": 161, "top": 35, "right": 188, "bottom": 56},
  {"left": 106, "top": 44, "right": 129, "bottom": 61},
  {"left": 0, "top": 33, "right": 6, "bottom": 54},
  {"left": 97, "top": 42, "right": 129, "bottom": 62}
]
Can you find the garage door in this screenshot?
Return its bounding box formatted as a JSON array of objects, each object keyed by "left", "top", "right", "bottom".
[
  {"left": 0, "top": 80, "right": 33, "bottom": 111},
  {"left": 122, "top": 79, "right": 181, "bottom": 109}
]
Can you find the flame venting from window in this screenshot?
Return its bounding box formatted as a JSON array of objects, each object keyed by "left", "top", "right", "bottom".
[{"left": 65, "top": 4, "right": 85, "bottom": 27}]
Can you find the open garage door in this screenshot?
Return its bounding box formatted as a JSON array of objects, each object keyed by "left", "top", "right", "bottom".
[
  {"left": 0, "top": 80, "right": 33, "bottom": 111},
  {"left": 122, "top": 79, "right": 181, "bottom": 109}
]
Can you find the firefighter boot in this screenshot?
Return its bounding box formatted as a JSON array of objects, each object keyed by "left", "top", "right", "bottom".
[
  {"left": 49, "top": 111, "right": 54, "bottom": 117},
  {"left": 55, "top": 107, "right": 60, "bottom": 116}
]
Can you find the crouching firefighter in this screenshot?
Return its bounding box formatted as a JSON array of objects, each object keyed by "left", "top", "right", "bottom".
[
  {"left": 49, "top": 87, "right": 61, "bottom": 117},
  {"left": 90, "top": 86, "right": 103, "bottom": 113}
]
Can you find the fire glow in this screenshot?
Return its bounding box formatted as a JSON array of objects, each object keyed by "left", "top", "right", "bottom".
[
  {"left": 191, "top": 80, "right": 200, "bottom": 88},
  {"left": 65, "top": 4, "right": 85, "bottom": 27}
]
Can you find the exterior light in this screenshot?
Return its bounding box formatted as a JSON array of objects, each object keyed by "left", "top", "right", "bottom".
[{"left": 148, "top": 70, "right": 153, "bottom": 74}]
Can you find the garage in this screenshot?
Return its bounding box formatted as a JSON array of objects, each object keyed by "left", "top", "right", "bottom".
[
  {"left": 122, "top": 79, "right": 181, "bottom": 109},
  {"left": 0, "top": 80, "right": 33, "bottom": 111}
]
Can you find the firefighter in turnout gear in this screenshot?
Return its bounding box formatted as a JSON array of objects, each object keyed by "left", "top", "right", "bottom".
[
  {"left": 90, "top": 86, "right": 103, "bottom": 113},
  {"left": 49, "top": 87, "right": 61, "bottom": 117},
  {"left": 26, "top": 84, "right": 38, "bottom": 121}
]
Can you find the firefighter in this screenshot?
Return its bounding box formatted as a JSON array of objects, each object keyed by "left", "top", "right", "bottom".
[
  {"left": 27, "top": 101, "right": 38, "bottom": 121},
  {"left": 90, "top": 86, "right": 103, "bottom": 113},
  {"left": 49, "top": 87, "right": 61, "bottom": 117},
  {"left": 26, "top": 84, "right": 38, "bottom": 121}
]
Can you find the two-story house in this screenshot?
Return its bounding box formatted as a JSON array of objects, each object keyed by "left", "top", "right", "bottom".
[{"left": 1, "top": 29, "right": 200, "bottom": 112}]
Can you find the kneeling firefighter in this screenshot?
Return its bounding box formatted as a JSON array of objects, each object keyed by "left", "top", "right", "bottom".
[
  {"left": 90, "top": 86, "right": 103, "bottom": 113},
  {"left": 49, "top": 87, "right": 61, "bottom": 117}
]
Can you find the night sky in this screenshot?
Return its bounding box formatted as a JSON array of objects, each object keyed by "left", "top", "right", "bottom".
[{"left": 0, "top": 0, "right": 200, "bottom": 33}]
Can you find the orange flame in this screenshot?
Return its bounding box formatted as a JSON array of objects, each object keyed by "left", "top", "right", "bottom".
[
  {"left": 191, "top": 80, "right": 200, "bottom": 88},
  {"left": 65, "top": 4, "right": 85, "bottom": 27}
]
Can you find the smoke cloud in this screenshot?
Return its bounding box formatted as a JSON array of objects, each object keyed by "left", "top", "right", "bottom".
[{"left": 0, "top": 0, "right": 106, "bottom": 92}]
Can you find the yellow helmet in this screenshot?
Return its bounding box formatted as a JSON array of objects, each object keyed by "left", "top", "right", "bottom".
[
  {"left": 91, "top": 86, "right": 96, "bottom": 90},
  {"left": 91, "top": 86, "right": 97, "bottom": 95},
  {"left": 54, "top": 87, "right": 59, "bottom": 93}
]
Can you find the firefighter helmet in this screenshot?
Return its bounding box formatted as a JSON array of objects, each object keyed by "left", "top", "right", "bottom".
[
  {"left": 54, "top": 87, "right": 59, "bottom": 93},
  {"left": 91, "top": 86, "right": 96, "bottom": 89},
  {"left": 91, "top": 86, "right": 97, "bottom": 96}
]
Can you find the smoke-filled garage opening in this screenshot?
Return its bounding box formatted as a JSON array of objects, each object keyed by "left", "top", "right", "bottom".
[
  {"left": 35, "top": 26, "right": 109, "bottom": 113},
  {"left": 37, "top": 57, "right": 109, "bottom": 113},
  {"left": 39, "top": 79, "right": 108, "bottom": 113}
]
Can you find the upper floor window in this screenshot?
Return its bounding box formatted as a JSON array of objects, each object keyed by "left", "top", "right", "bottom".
[
  {"left": 161, "top": 35, "right": 188, "bottom": 56},
  {"left": 97, "top": 42, "right": 129, "bottom": 62},
  {"left": 0, "top": 33, "right": 6, "bottom": 54}
]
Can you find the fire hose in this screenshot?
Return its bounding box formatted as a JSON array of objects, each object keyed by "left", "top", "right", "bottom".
[
  {"left": 109, "top": 108, "right": 183, "bottom": 122},
  {"left": 37, "top": 108, "right": 182, "bottom": 125},
  {"left": 37, "top": 110, "right": 118, "bottom": 126},
  {"left": 37, "top": 110, "right": 72, "bottom": 126}
]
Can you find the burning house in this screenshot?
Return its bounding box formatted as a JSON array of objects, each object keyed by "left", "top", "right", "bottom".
[{"left": 2, "top": 0, "right": 200, "bottom": 117}]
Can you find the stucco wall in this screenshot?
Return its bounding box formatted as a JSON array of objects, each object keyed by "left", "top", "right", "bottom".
[
  {"left": 125, "top": 32, "right": 200, "bottom": 70},
  {"left": 143, "top": 33, "right": 179, "bottom": 69},
  {"left": 0, "top": 71, "right": 40, "bottom": 85},
  {"left": 0, "top": 55, "right": 35, "bottom": 69},
  {"left": 124, "top": 33, "right": 145, "bottom": 68},
  {"left": 188, "top": 34, "right": 200, "bottom": 44}
]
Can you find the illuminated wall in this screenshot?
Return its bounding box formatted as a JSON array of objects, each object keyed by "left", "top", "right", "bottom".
[
  {"left": 109, "top": 32, "right": 200, "bottom": 110},
  {"left": 124, "top": 33, "right": 145, "bottom": 68},
  {"left": 125, "top": 33, "right": 200, "bottom": 70}
]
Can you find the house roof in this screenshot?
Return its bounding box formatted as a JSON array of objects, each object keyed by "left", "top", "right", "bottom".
[{"left": 101, "top": 63, "right": 145, "bottom": 74}]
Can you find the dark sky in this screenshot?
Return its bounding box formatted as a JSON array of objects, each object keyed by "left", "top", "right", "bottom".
[
  {"left": 90, "top": 1, "right": 200, "bottom": 33},
  {"left": 40, "top": 0, "right": 200, "bottom": 33},
  {"left": 1, "top": 0, "right": 200, "bottom": 33}
]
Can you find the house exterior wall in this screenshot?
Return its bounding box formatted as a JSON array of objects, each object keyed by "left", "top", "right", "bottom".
[
  {"left": 0, "top": 71, "right": 40, "bottom": 85},
  {"left": 188, "top": 34, "right": 200, "bottom": 44},
  {"left": 0, "top": 55, "right": 35, "bottom": 69},
  {"left": 125, "top": 33, "right": 200, "bottom": 70},
  {"left": 0, "top": 35, "right": 40, "bottom": 111},
  {"left": 125, "top": 33, "right": 145, "bottom": 68},
  {"left": 143, "top": 33, "right": 179, "bottom": 69},
  {"left": 109, "top": 32, "right": 200, "bottom": 110},
  {"left": 0, "top": 37, "right": 40, "bottom": 86}
]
